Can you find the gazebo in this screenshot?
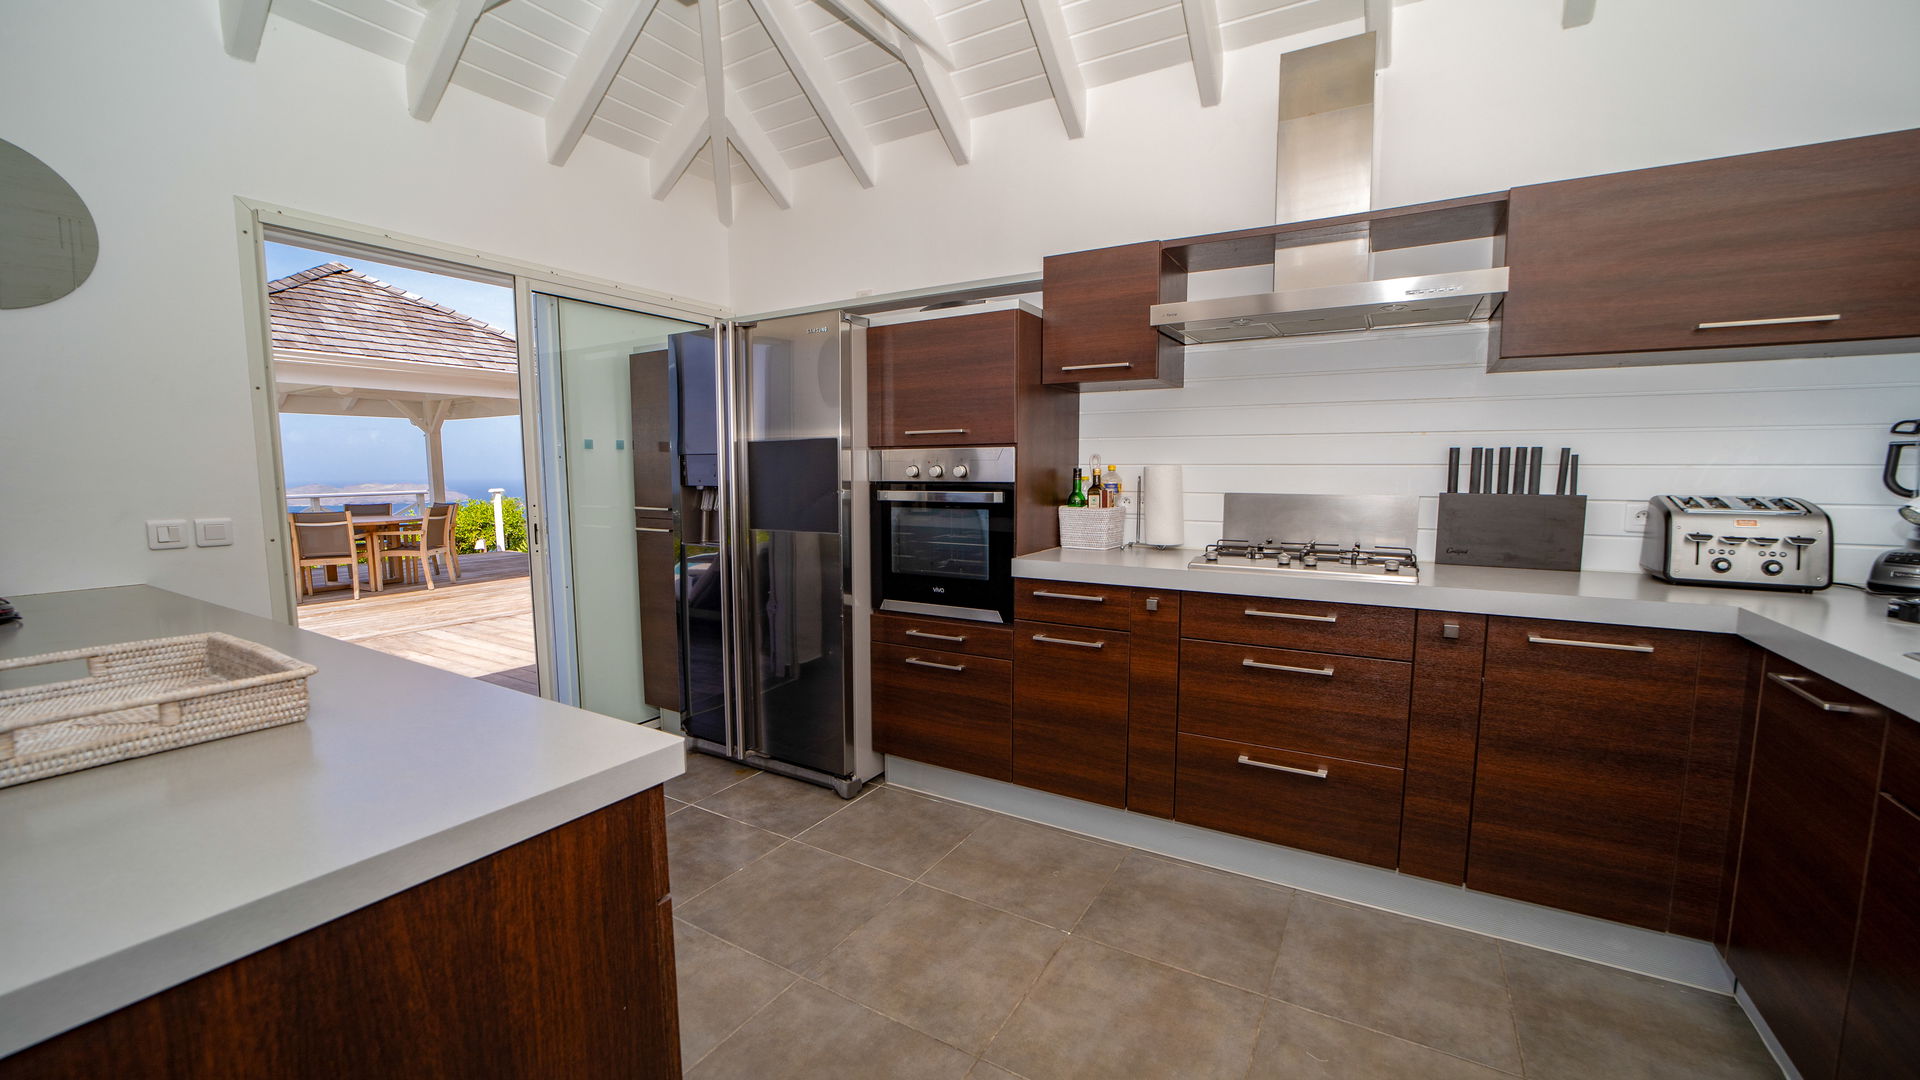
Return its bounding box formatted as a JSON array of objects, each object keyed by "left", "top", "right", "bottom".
[{"left": 266, "top": 262, "right": 517, "bottom": 506}]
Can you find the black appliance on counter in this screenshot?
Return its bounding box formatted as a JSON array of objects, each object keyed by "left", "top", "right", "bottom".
[{"left": 872, "top": 447, "right": 1017, "bottom": 624}]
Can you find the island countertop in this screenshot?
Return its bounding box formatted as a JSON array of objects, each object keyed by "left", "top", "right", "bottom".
[
  {"left": 1013, "top": 547, "right": 1920, "bottom": 717},
  {"left": 0, "top": 585, "right": 686, "bottom": 1060}
]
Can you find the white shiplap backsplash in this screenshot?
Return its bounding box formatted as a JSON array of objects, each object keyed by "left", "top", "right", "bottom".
[{"left": 1078, "top": 324, "right": 1919, "bottom": 586}]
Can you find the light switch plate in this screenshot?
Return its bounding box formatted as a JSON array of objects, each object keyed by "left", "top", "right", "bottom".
[
  {"left": 146, "top": 519, "right": 189, "bottom": 550},
  {"left": 1621, "top": 502, "right": 1650, "bottom": 533},
  {"left": 194, "top": 518, "right": 234, "bottom": 547}
]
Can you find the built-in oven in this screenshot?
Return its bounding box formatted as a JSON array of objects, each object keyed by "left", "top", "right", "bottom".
[{"left": 871, "top": 447, "right": 1017, "bottom": 624}]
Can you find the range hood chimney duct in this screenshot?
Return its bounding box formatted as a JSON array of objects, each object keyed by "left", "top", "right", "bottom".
[{"left": 1150, "top": 32, "right": 1508, "bottom": 345}]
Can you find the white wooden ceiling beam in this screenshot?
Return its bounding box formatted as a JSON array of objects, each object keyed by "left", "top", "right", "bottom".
[
  {"left": 1563, "top": 0, "right": 1597, "bottom": 28},
  {"left": 1179, "top": 0, "right": 1223, "bottom": 107},
  {"left": 815, "top": 0, "right": 907, "bottom": 61},
  {"left": 221, "top": 0, "right": 273, "bottom": 61},
  {"left": 864, "top": 0, "right": 955, "bottom": 69},
  {"left": 1362, "top": 0, "right": 1392, "bottom": 69},
  {"left": 650, "top": 109, "right": 712, "bottom": 201},
  {"left": 900, "top": 36, "right": 972, "bottom": 164},
  {"left": 727, "top": 89, "right": 795, "bottom": 209},
  {"left": 407, "top": 0, "right": 491, "bottom": 120},
  {"left": 1019, "top": 0, "right": 1086, "bottom": 138},
  {"left": 546, "top": 0, "right": 662, "bottom": 165},
  {"left": 697, "top": 0, "right": 733, "bottom": 225},
  {"left": 745, "top": 0, "right": 877, "bottom": 187}
]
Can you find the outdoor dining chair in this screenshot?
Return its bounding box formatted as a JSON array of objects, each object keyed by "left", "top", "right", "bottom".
[
  {"left": 372, "top": 503, "right": 458, "bottom": 590},
  {"left": 289, "top": 511, "right": 370, "bottom": 599},
  {"left": 341, "top": 502, "right": 393, "bottom": 517}
]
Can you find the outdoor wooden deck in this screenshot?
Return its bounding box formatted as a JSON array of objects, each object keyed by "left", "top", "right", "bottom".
[{"left": 296, "top": 551, "right": 538, "bottom": 696}]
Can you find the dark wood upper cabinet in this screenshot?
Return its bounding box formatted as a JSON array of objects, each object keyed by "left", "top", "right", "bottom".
[
  {"left": 867, "top": 310, "right": 1022, "bottom": 447},
  {"left": 1498, "top": 127, "right": 1920, "bottom": 369},
  {"left": 1041, "top": 242, "right": 1186, "bottom": 390},
  {"left": 628, "top": 349, "right": 675, "bottom": 512},
  {"left": 1467, "top": 618, "right": 1706, "bottom": 931},
  {"left": 1726, "top": 657, "right": 1891, "bottom": 1080}
]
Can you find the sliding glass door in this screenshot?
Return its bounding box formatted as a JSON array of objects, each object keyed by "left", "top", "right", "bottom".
[{"left": 528, "top": 291, "right": 705, "bottom": 724}]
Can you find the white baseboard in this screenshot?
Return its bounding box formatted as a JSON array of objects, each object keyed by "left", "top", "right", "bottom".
[{"left": 887, "top": 758, "right": 1736, "bottom": 994}]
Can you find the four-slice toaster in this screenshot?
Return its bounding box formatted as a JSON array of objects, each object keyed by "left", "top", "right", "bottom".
[{"left": 1640, "top": 495, "right": 1832, "bottom": 591}]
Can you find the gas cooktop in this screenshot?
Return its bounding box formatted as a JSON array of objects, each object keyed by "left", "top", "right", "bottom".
[{"left": 1188, "top": 539, "right": 1420, "bottom": 583}]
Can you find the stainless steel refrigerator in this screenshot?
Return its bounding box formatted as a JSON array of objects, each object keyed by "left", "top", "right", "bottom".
[{"left": 631, "top": 312, "right": 876, "bottom": 797}]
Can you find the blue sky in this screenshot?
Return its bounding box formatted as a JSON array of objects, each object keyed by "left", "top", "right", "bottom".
[{"left": 267, "top": 242, "right": 525, "bottom": 500}]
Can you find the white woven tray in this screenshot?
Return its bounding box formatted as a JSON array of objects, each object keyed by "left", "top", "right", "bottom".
[{"left": 0, "top": 632, "right": 316, "bottom": 789}]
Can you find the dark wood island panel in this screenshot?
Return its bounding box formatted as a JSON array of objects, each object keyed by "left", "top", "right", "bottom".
[{"left": 0, "top": 790, "right": 679, "bottom": 1080}]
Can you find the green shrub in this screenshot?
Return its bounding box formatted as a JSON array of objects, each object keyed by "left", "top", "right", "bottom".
[{"left": 454, "top": 497, "right": 527, "bottom": 553}]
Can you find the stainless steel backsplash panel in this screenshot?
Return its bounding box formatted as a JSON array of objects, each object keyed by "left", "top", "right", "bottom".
[{"left": 1221, "top": 493, "right": 1420, "bottom": 549}]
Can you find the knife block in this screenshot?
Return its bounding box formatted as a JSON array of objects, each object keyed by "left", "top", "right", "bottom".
[{"left": 1435, "top": 494, "right": 1588, "bottom": 572}]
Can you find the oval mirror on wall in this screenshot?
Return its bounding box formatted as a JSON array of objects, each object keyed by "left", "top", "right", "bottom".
[{"left": 0, "top": 137, "right": 100, "bottom": 309}]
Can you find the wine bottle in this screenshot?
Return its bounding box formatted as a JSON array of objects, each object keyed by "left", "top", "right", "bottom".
[{"left": 1067, "top": 468, "right": 1088, "bottom": 508}]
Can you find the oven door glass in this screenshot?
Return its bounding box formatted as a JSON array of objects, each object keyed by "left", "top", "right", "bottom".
[
  {"left": 873, "top": 487, "right": 1015, "bottom": 621},
  {"left": 890, "top": 504, "right": 992, "bottom": 580}
]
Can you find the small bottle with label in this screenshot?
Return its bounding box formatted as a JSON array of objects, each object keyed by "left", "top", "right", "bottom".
[
  {"left": 1067, "top": 468, "right": 1088, "bottom": 508},
  {"left": 1103, "top": 465, "right": 1121, "bottom": 509}
]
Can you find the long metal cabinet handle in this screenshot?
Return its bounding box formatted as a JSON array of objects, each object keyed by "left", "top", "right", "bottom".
[
  {"left": 904, "top": 656, "right": 966, "bottom": 672},
  {"left": 903, "top": 428, "right": 967, "bottom": 435},
  {"left": 634, "top": 505, "right": 670, "bottom": 512},
  {"left": 1237, "top": 755, "right": 1329, "bottom": 780},
  {"left": 1244, "top": 608, "right": 1336, "bottom": 623},
  {"left": 1032, "top": 590, "right": 1106, "bottom": 603},
  {"left": 1527, "top": 634, "right": 1654, "bottom": 653},
  {"left": 1767, "top": 672, "right": 1858, "bottom": 713},
  {"left": 1032, "top": 633, "right": 1105, "bottom": 649},
  {"left": 1696, "top": 314, "right": 1841, "bottom": 330},
  {"left": 1058, "top": 362, "right": 1133, "bottom": 372},
  {"left": 1242, "top": 658, "right": 1334, "bottom": 677},
  {"left": 634, "top": 526, "right": 671, "bottom": 533},
  {"left": 904, "top": 629, "right": 966, "bottom": 643}
]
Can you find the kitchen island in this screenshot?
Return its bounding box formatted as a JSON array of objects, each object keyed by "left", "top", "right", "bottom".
[{"left": 0, "top": 586, "right": 686, "bottom": 1076}]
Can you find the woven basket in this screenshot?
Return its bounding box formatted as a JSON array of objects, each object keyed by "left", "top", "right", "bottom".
[
  {"left": 0, "top": 633, "right": 316, "bottom": 789},
  {"left": 1058, "top": 506, "right": 1127, "bottom": 550}
]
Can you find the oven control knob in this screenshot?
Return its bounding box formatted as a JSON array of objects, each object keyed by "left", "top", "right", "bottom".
[
  {"left": 1762, "top": 560, "right": 1784, "bottom": 576},
  {"left": 928, "top": 465, "right": 944, "bottom": 478},
  {"left": 1710, "top": 557, "right": 1732, "bottom": 574},
  {"left": 953, "top": 464, "right": 969, "bottom": 479},
  {"left": 904, "top": 465, "right": 920, "bottom": 478}
]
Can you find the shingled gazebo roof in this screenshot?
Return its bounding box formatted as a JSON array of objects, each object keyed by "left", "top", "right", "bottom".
[{"left": 266, "top": 262, "right": 516, "bottom": 370}]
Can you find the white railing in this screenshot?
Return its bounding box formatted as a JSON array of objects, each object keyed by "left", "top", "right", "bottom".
[{"left": 289, "top": 488, "right": 430, "bottom": 514}]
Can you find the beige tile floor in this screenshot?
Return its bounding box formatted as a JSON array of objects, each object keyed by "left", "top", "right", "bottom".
[{"left": 663, "top": 753, "right": 1781, "bottom": 1080}]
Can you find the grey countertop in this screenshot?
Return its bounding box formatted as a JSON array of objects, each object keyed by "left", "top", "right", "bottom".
[
  {"left": 0, "top": 585, "right": 686, "bottom": 1059},
  {"left": 1015, "top": 547, "right": 1920, "bottom": 716}
]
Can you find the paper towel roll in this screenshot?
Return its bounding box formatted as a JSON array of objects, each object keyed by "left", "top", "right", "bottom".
[{"left": 1142, "top": 465, "right": 1185, "bottom": 547}]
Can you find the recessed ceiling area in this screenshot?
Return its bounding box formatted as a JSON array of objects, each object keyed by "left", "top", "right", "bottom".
[{"left": 222, "top": 0, "right": 1397, "bottom": 223}]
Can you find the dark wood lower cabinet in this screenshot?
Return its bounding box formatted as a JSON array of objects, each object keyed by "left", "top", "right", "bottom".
[
  {"left": 1177, "top": 639, "right": 1410, "bottom": 767},
  {"left": 1124, "top": 591, "right": 1181, "bottom": 819},
  {"left": 872, "top": 642, "right": 1012, "bottom": 781},
  {"left": 1467, "top": 618, "right": 1705, "bottom": 930},
  {"left": 1400, "top": 612, "right": 1486, "bottom": 884},
  {"left": 1725, "top": 658, "right": 1890, "bottom": 1080},
  {"left": 1836, "top": 792, "right": 1920, "bottom": 1080},
  {"left": 1175, "top": 732, "right": 1403, "bottom": 868},
  {"left": 0, "top": 790, "right": 679, "bottom": 1080},
  {"left": 634, "top": 515, "right": 682, "bottom": 711},
  {"left": 1013, "top": 621, "right": 1129, "bottom": 807}
]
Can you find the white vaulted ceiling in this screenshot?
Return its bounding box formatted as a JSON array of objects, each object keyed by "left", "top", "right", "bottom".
[{"left": 234, "top": 0, "right": 1383, "bottom": 222}]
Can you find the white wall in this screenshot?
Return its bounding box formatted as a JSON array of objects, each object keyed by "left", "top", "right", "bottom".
[
  {"left": 727, "top": 0, "right": 1920, "bottom": 313},
  {"left": 0, "top": 1, "right": 727, "bottom": 614},
  {"left": 1079, "top": 327, "right": 1919, "bottom": 584}
]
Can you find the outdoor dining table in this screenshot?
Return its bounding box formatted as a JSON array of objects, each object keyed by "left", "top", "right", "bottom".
[{"left": 314, "top": 514, "right": 423, "bottom": 589}]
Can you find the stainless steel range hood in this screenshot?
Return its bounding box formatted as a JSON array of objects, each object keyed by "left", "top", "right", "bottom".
[
  {"left": 1152, "top": 32, "right": 1507, "bottom": 347},
  {"left": 1150, "top": 267, "right": 1508, "bottom": 345}
]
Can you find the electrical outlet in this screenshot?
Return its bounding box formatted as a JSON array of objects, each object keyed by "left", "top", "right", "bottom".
[{"left": 1622, "top": 502, "right": 1651, "bottom": 533}]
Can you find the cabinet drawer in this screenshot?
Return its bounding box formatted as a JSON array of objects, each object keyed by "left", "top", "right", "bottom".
[
  {"left": 1180, "top": 593, "right": 1415, "bottom": 661},
  {"left": 1015, "top": 580, "right": 1134, "bottom": 630},
  {"left": 1178, "top": 639, "right": 1411, "bottom": 767},
  {"left": 872, "top": 643, "right": 1012, "bottom": 781},
  {"left": 872, "top": 613, "right": 1013, "bottom": 660},
  {"left": 1879, "top": 712, "right": 1920, "bottom": 809},
  {"left": 1175, "top": 732, "right": 1403, "bottom": 868},
  {"left": 1486, "top": 617, "right": 1704, "bottom": 677},
  {"left": 1013, "top": 621, "right": 1130, "bottom": 807}
]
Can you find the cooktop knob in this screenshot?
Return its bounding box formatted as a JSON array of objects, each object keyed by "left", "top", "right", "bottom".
[
  {"left": 928, "top": 464, "right": 944, "bottom": 478},
  {"left": 904, "top": 464, "right": 920, "bottom": 478},
  {"left": 953, "top": 464, "right": 969, "bottom": 479},
  {"left": 1710, "top": 557, "right": 1733, "bottom": 574}
]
